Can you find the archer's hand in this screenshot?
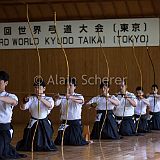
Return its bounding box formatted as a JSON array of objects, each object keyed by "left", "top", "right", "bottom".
[
  {"left": 23, "top": 96, "right": 29, "bottom": 104},
  {"left": 66, "top": 93, "right": 71, "bottom": 100},
  {"left": 53, "top": 93, "right": 61, "bottom": 100},
  {"left": 138, "top": 95, "right": 144, "bottom": 99},
  {"left": 37, "top": 95, "right": 42, "bottom": 101},
  {"left": 91, "top": 102, "right": 98, "bottom": 108}
]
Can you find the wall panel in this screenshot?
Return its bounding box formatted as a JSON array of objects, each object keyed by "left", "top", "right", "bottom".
[{"left": 0, "top": 46, "right": 159, "bottom": 124}]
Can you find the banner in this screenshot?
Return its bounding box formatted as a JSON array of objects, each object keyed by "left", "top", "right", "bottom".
[{"left": 0, "top": 18, "right": 159, "bottom": 49}]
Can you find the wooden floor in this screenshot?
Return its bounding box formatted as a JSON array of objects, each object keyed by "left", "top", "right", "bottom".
[{"left": 11, "top": 124, "right": 160, "bottom": 160}]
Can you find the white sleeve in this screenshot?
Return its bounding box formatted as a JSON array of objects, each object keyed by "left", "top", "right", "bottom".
[
  {"left": 142, "top": 98, "right": 150, "bottom": 106},
  {"left": 78, "top": 95, "right": 84, "bottom": 104},
  {"left": 111, "top": 95, "right": 120, "bottom": 105},
  {"left": 112, "top": 95, "right": 118, "bottom": 100},
  {"left": 134, "top": 98, "right": 138, "bottom": 106},
  {"left": 55, "top": 99, "right": 62, "bottom": 106},
  {"left": 131, "top": 93, "right": 138, "bottom": 105},
  {"left": 46, "top": 97, "right": 54, "bottom": 110},
  {"left": 147, "top": 96, "right": 151, "bottom": 102},
  {"left": 23, "top": 97, "right": 33, "bottom": 110},
  {"left": 87, "top": 97, "right": 98, "bottom": 104},
  {"left": 8, "top": 93, "right": 18, "bottom": 106}
]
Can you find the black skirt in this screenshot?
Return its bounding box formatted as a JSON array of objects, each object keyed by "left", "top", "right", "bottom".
[
  {"left": 91, "top": 110, "right": 120, "bottom": 139},
  {"left": 0, "top": 123, "right": 27, "bottom": 159},
  {"left": 134, "top": 114, "right": 150, "bottom": 133},
  {"left": 16, "top": 117, "right": 57, "bottom": 152},
  {"left": 55, "top": 119, "right": 88, "bottom": 146},
  {"left": 150, "top": 112, "right": 160, "bottom": 130},
  {"left": 117, "top": 116, "right": 136, "bottom": 136}
]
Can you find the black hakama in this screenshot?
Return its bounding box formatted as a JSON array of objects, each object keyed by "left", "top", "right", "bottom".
[
  {"left": 117, "top": 116, "right": 136, "bottom": 136},
  {"left": 16, "top": 117, "right": 57, "bottom": 152},
  {"left": 150, "top": 112, "right": 160, "bottom": 130},
  {"left": 91, "top": 110, "right": 120, "bottom": 139},
  {"left": 134, "top": 114, "right": 150, "bottom": 133},
  {"left": 0, "top": 123, "right": 27, "bottom": 159},
  {"left": 55, "top": 119, "right": 88, "bottom": 146}
]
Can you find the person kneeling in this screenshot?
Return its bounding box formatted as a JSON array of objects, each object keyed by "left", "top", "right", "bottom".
[{"left": 16, "top": 79, "right": 57, "bottom": 152}]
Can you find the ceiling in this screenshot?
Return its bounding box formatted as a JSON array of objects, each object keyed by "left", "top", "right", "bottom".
[{"left": 0, "top": 0, "right": 159, "bottom": 22}]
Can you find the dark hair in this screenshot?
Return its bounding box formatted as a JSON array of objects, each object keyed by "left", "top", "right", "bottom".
[
  {"left": 33, "top": 79, "right": 46, "bottom": 87},
  {"left": 136, "top": 86, "right": 144, "bottom": 92},
  {"left": 0, "top": 71, "right": 9, "bottom": 82},
  {"left": 65, "top": 77, "right": 77, "bottom": 86},
  {"left": 100, "top": 80, "right": 110, "bottom": 89},
  {"left": 152, "top": 84, "right": 158, "bottom": 89}
]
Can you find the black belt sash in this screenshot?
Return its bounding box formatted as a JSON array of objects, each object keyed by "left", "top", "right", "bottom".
[
  {"left": 62, "top": 119, "right": 81, "bottom": 125},
  {"left": 31, "top": 116, "right": 48, "bottom": 121},
  {"left": 150, "top": 111, "right": 160, "bottom": 116},
  {"left": 134, "top": 114, "right": 147, "bottom": 119},
  {"left": 97, "top": 110, "right": 113, "bottom": 115},
  {"left": 0, "top": 123, "right": 11, "bottom": 131},
  {"left": 116, "top": 116, "right": 133, "bottom": 120}
]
